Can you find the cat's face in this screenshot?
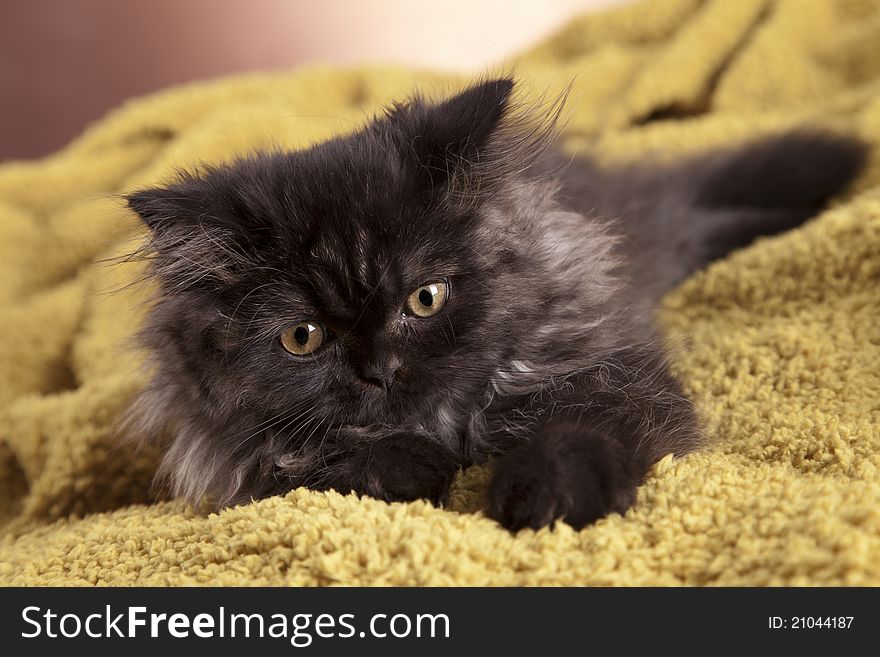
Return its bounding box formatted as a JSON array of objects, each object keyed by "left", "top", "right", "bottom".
[
  {"left": 195, "top": 155, "right": 501, "bottom": 435},
  {"left": 128, "top": 79, "right": 543, "bottom": 447}
]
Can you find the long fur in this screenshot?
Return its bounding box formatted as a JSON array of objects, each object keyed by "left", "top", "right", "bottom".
[{"left": 125, "top": 77, "right": 867, "bottom": 528}]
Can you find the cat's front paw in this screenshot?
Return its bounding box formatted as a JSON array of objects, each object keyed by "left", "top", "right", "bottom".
[
  {"left": 324, "top": 433, "right": 458, "bottom": 505},
  {"left": 487, "top": 420, "right": 643, "bottom": 531}
]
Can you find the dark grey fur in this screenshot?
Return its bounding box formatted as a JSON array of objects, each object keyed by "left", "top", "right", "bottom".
[{"left": 125, "top": 78, "right": 866, "bottom": 530}]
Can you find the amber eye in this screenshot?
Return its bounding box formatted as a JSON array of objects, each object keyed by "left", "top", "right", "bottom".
[
  {"left": 280, "top": 321, "right": 326, "bottom": 356},
  {"left": 405, "top": 280, "right": 448, "bottom": 318}
]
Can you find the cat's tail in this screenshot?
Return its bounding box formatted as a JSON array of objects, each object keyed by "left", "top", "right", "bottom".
[
  {"left": 690, "top": 131, "right": 869, "bottom": 262},
  {"left": 559, "top": 129, "right": 869, "bottom": 301}
]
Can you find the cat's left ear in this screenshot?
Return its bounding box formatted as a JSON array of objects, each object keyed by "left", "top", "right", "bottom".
[
  {"left": 386, "top": 78, "right": 560, "bottom": 201},
  {"left": 386, "top": 78, "right": 514, "bottom": 175},
  {"left": 415, "top": 77, "right": 515, "bottom": 165}
]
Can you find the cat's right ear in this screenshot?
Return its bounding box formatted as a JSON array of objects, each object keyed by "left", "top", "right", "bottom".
[
  {"left": 126, "top": 182, "right": 252, "bottom": 289},
  {"left": 126, "top": 185, "right": 204, "bottom": 232},
  {"left": 127, "top": 188, "right": 166, "bottom": 231}
]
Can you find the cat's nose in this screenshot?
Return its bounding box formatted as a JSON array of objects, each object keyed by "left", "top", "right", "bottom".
[{"left": 356, "top": 355, "right": 401, "bottom": 392}]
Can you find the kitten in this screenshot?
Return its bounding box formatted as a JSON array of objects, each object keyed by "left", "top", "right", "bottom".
[{"left": 126, "top": 78, "right": 866, "bottom": 530}]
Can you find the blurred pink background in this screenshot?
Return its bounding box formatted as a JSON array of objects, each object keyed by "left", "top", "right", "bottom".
[{"left": 0, "top": 0, "right": 631, "bottom": 161}]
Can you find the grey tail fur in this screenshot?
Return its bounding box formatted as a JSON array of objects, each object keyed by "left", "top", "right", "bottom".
[{"left": 557, "top": 131, "right": 869, "bottom": 300}]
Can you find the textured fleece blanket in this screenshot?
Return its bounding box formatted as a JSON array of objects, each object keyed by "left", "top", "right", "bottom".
[{"left": 2, "top": 0, "right": 880, "bottom": 585}]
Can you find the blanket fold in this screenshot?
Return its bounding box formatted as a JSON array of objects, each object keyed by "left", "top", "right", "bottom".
[{"left": 1, "top": 0, "right": 879, "bottom": 585}]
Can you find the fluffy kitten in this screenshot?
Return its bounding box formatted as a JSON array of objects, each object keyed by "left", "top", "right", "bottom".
[{"left": 126, "top": 78, "right": 866, "bottom": 530}]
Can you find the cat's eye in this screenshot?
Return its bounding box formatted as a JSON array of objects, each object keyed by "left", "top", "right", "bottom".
[
  {"left": 405, "top": 280, "right": 448, "bottom": 318},
  {"left": 280, "top": 321, "right": 326, "bottom": 356}
]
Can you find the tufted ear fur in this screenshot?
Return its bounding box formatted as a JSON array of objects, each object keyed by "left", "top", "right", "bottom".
[
  {"left": 380, "top": 78, "right": 563, "bottom": 207},
  {"left": 127, "top": 184, "right": 204, "bottom": 232},
  {"left": 126, "top": 173, "right": 274, "bottom": 291},
  {"left": 400, "top": 78, "right": 516, "bottom": 167}
]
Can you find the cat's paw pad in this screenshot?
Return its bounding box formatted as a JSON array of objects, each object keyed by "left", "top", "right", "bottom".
[{"left": 487, "top": 421, "right": 641, "bottom": 531}]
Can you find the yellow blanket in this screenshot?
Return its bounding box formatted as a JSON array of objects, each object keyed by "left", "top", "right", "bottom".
[{"left": 2, "top": 0, "right": 880, "bottom": 585}]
